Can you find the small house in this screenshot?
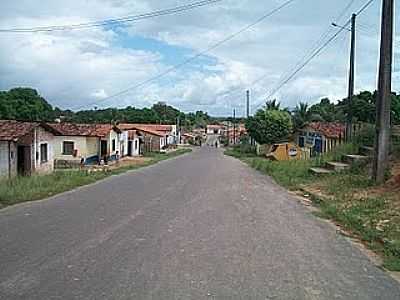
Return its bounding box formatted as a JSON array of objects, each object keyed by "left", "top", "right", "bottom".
[
  {"left": 48, "top": 123, "right": 122, "bottom": 166},
  {"left": 296, "top": 122, "right": 345, "bottom": 155},
  {"left": 0, "top": 120, "right": 59, "bottom": 177},
  {"left": 117, "top": 124, "right": 142, "bottom": 156}
]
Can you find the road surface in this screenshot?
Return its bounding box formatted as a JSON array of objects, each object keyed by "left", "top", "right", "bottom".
[
  {"left": 1, "top": 148, "right": 400, "bottom": 299},
  {"left": 206, "top": 134, "right": 220, "bottom": 147}
]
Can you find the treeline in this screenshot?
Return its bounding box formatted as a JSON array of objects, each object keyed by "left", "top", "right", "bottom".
[
  {"left": 246, "top": 91, "right": 400, "bottom": 145},
  {"left": 0, "top": 88, "right": 212, "bottom": 129}
]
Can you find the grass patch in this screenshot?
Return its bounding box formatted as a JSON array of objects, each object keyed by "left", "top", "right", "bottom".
[
  {"left": 225, "top": 144, "right": 400, "bottom": 271},
  {"left": 0, "top": 148, "right": 192, "bottom": 208}
]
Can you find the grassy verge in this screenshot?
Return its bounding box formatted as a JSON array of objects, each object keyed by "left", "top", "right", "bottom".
[
  {"left": 225, "top": 146, "right": 400, "bottom": 271},
  {"left": 0, "top": 148, "right": 192, "bottom": 209}
]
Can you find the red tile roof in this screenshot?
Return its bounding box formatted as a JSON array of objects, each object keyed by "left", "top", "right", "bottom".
[
  {"left": 118, "top": 123, "right": 168, "bottom": 137},
  {"left": 0, "top": 120, "right": 60, "bottom": 141},
  {"left": 306, "top": 122, "right": 346, "bottom": 138},
  {"left": 48, "top": 123, "right": 120, "bottom": 137}
]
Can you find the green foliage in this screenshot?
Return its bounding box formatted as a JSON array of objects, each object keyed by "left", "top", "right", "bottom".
[
  {"left": 0, "top": 88, "right": 55, "bottom": 121},
  {"left": 0, "top": 88, "right": 214, "bottom": 130},
  {"left": 308, "top": 97, "right": 345, "bottom": 122},
  {"left": 246, "top": 107, "right": 292, "bottom": 145}
]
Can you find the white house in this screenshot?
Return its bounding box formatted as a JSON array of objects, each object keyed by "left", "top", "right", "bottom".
[{"left": 0, "top": 120, "right": 59, "bottom": 177}]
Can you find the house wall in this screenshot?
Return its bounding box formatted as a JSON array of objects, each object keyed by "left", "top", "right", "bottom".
[
  {"left": 0, "top": 141, "right": 17, "bottom": 178},
  {"left": 105, "top": 130, "right": 120, "bottom": 160},
  {"left": 131, "top": 137, "right": 140, "bottom": 156},
  {"left": 86, "top": 137, "right": 100, "bottom": 160},
  {"left": 33, "top": 127, "right": 54, "bottom": 174},
  {"left": 53, "top": 136, "right": 100, "bottom": 163},
  {"left": 143, "top": 134, "right": 161, "bottom": 152},
  {"left": 120, "top": 131, "right": 129, "bottom": 156}
]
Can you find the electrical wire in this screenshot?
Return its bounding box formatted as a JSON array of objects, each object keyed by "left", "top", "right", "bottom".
[
  {"left": 252, "top": 0, "right": 378, "bottom": 111},
  {"left": 0, "top": 0, "right": 222, "bottom": 33},
  {"left": 73, "top": 0, "right": 297, "bottom": 110},
  {"left": 217, "top": 0, "right": 358, "bottom": 108}
]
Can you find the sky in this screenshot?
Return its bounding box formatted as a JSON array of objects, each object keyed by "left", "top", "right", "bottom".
[{"left": 0, "top": 0, "right": 398, "bottom": 117}]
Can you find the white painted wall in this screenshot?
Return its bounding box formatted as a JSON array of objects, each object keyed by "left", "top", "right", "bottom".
[{"left": 0, "top": 141, "right": 9, "bottom": 177}]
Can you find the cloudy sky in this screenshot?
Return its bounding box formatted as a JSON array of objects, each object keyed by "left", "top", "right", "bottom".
[{"left": 0, "top": 0, "right": 398, "bottom": 116}]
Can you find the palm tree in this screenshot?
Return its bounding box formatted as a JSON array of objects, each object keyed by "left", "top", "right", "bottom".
[
  {"left": 265, "top": 99, "right": 281, "bottom": 110},
  {"left": 293, "top": 102, "right": 312, "bottom": 130}
]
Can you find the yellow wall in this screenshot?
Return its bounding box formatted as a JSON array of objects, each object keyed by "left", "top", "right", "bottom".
[{"left": 53, "top": 136, "right": 99, "bottom": 161}]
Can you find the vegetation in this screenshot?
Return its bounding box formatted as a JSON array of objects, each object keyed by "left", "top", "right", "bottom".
[
  {"left": 0, "top": 148, "right": 191, "bottom": 208},
  {"left": 0, "top": 88, "right": 212, "bottom": 130},
  {"left": 224, "top": 144, "right": 400, "bottom": 271},
  {"left": 246, "top": 107, "right": 293, "bottom": 145}
]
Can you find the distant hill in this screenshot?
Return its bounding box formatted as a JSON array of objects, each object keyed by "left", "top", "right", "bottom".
[{"left": 0, "top": 88, "right": 215, "bottom": 129}]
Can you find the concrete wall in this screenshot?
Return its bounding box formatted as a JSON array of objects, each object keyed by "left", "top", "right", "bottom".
[
  {"left": 53, "top": 136, "right": 100, "bottom": 164},
  {"left": 0, "top": 141, "right": 17, "bottom": 178},
  {"left": 33, "top": 127, "right": 54, "bottom": 174},
  {"left": 120, "top": 131, "right": 129, "bottom": 156}
]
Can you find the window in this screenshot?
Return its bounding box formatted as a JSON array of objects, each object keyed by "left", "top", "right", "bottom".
[
  {"left": 63, "top": 141, "right": 74, "bottom": 155},
  {"left": 40, "top": 143, "right": 48, "bottom": 163},
  {"left": 135, "top": 140, "right": 138, "bottom": 150},
  {"left": 112, "top": 139, "right": 116, "bottom": 151}
]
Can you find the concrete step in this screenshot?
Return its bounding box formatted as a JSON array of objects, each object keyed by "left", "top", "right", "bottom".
[
  {"left": 360, "top": 146, "right": 374, "bottom": 157},
  {"left": 343, "top": 154, "right": 370, "bottom": 165},
  {"left": 326, "top": 161, "right": 351, "bottom": 172},
  {"left": 309, "top": 167, "right": 333, "bottom": 175}
]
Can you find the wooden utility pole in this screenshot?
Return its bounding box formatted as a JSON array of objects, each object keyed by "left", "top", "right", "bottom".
[
  {"left": 233, "top": 108, "right": 236, "bottom": 145},
  {"left": 373, "top": 0, "right": 394, "bottom": 183},
  {"left": 246, "top": 90, "right": 250, "bottom": 118},
  {"left": 345, "top": 13, "right": 357, "bottom": 141}
]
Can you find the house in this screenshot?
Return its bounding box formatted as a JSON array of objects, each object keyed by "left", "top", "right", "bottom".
[
  {"left": 181, "top": 133, "right": 196, "bottom": 145},
  {"left": 207, "top": 124, "right": 225, "bottom": 135},
  {"left": 48, "top": 123, "right": 122, "bottom": 166},
  {"left": 117, "top": 124, "right": 142, "bottom": 156},
  {"left": 296, "top": 122, "right": 345, "bottom": 155},
  {"left": 226, "top": 125, "right": 247, "bottom": 145},
  {"left": 119, "top": 123, "right": 178, "bottom": 146},
  {"left": 0, "top": 120, "right": 60, "bottom": 177},
  {"left": 133, "top": 126, "right": 167, "bottom": 153}
]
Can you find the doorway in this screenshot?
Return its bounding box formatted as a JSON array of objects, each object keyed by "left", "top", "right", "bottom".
[
  {"left": 17, "top": 146, "right": 31, "bottom": 176},
  {"left": 100, "top": 140, "right": 107, "bottom": 158},
  {"left": 128, "top": 141, "right": 133, "bottom": 156}
]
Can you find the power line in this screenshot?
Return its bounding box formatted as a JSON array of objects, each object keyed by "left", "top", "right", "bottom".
[
  {"left": 0, "top": 0, "right": 222, "bottom": 33},
  {"left": 74, "top": 0, "right": 297, "bottom": 110},
  {"left": 217, "top": 0, "right": 358, "bottom": 107},
  {"left": 253, "top": 0, "right": 377, "bottom": 110},
  {"left": 356, "top": 0, "right": 375, "bottom": 15}
]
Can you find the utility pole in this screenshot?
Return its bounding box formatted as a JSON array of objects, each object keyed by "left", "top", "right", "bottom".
[
  {"left": 246, "top": 90, "right": 250, "bottom": 118},
  {"left": 347, "top": 13, "right": 356, "bottom": 141},
  {"left": 233, "top": 108, "right": 236, "bottom": 145},
  {"left": 373, "top": 0, "right": 394, "bottom": 183}
]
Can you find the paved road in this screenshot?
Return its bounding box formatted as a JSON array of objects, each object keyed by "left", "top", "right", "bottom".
[
  {"left": 1, "top": 148, "right": 400, "bottom": 299},
  {"left": 206, "top": 134, "right": 220, "bottom": 147}
]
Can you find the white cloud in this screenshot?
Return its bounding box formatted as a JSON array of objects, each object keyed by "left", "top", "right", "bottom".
[{"left": 0, "top": 0, "right": 397, "bottom": 116}]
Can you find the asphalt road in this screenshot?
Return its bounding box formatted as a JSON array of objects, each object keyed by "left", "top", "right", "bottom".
[{"left": 1, "top": 147, "right": 400, "bottom": 300}]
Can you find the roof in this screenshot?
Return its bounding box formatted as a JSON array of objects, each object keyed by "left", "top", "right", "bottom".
[
  {"left": 118, "top": 123, "right": 168, "bottom": 137},
  {"left": 118, "top": 123, "right": 173, "bottom": 132},
  {"left": 207, "top": 124, "right": 224, "bottom": 129},
  {"left": 0, "top": 120, "right": 60, "bottom": 141},
  {"left": 48, "top": 123, "right": 121, "bottom": 137},
  {"left": 304, "top": 122, "right": 346, "bottom": 138}
]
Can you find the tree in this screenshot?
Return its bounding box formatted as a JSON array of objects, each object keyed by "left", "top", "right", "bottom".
[
  {"left": 245, "top": 108, "right": 293, "bottom": 145},
  {"left": 264, "top": 99, "right": 281, "bottom": 110},
  {"left": 0, "top": 88, "right": 55, "bottom": 121},
  {"left": 292, "top": 102, "right": 312, "bottom": 130}
]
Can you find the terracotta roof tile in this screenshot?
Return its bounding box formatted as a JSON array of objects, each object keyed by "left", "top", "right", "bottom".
[
  {"left": 48, "top": 123, "right": 120, "bottom": 137},
  {"left": 0, "top": 120, "right": 60, "bottom": 141},
  {"left": 307, "top": 122, "right": 346, "bottom": 138}
]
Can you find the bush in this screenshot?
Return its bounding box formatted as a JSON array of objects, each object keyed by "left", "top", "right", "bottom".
[{"left": 354, "top": 124, "right": 375, "bottom": 147}]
